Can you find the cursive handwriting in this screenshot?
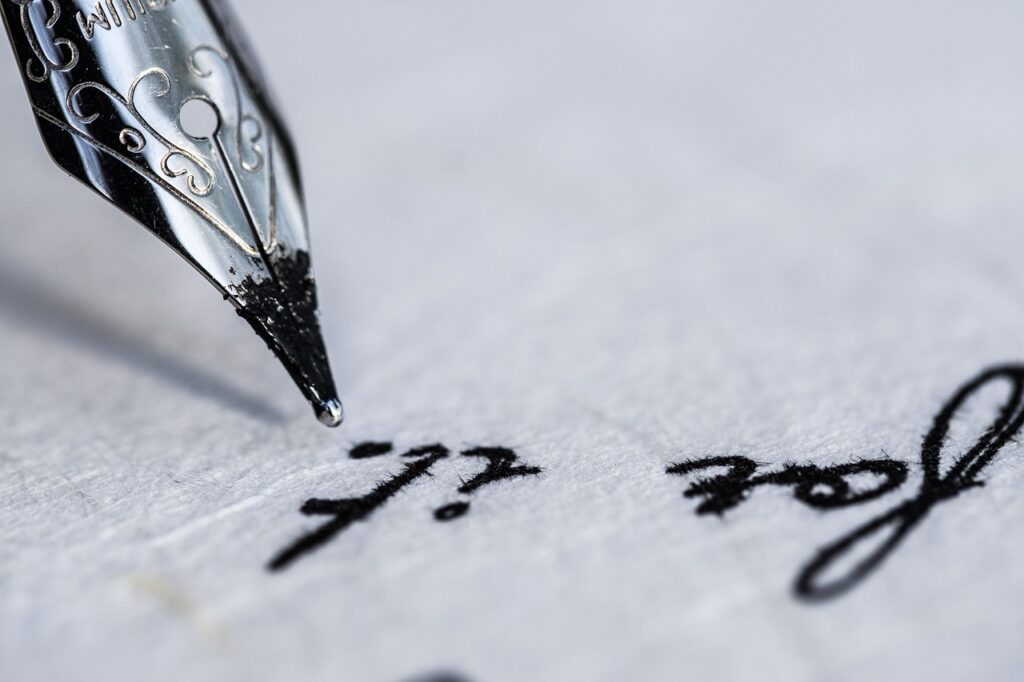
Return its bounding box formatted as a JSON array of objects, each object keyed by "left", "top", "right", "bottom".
[
  {"left": 668, "top": 365, "right": 1024, "bottom": 602},
  {"left": 667, "top": 456, "right": 908, "bottom": 516}
]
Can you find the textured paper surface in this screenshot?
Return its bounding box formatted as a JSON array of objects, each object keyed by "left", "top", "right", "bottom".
[{"left": 3, "top": 2, "right": 1024, "bottom": 680}]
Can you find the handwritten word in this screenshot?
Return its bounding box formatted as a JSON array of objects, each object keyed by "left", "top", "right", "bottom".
[
  {"left": 668, "top": 457, "right": 907, "bottom": 516},
  {"left": 668, "top": 365, "right": 1024, "bottom": 602},
  {"left": 268, "top": 442, "right": 542, "bottom": 571}
]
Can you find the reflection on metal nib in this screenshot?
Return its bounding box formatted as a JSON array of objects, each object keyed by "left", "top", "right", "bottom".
[{"left": 1, "top": 0, "right": 342, "bottom": 427}]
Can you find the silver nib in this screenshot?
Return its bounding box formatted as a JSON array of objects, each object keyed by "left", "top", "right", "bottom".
[{"left": 1, "top": 0, "right": 342, "bottom": 426}]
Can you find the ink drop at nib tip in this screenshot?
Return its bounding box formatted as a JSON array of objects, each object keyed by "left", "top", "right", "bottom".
[{"left": 317, "top": 399, "right": 345, "bottom": 428}]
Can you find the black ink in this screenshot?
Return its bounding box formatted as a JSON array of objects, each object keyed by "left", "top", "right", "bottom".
[
  {"left": 668, "top": 364, "right": 1024, "bottom": 602},
  {"left": 457, "top": 447, "right": 544, "bottom": 494},
  {"left": 667, "top": 456, "right": 760, "bottom": 514},
  {"left": 797, "top": 365, "right": 1024, "bottom": 601},
  {"left": 403, "top": 444, "right": 450, "bottom": 459},
  {"left": 269, "top": 443, "right": 541, "bottom": 571},
  {"left": 667, "top": 456, "right": 907, "bottom": 516},
  {"left": 349, "top": 441, "right": 394, "bottom": 459},
  {"left": 268, "top": 447, "right": 449, "bottom": 571},
  {"left": 231, "top": 248, "right": 341, "bottom": 427},
  {"left": 431, "top": 447, "right": 543, "bottom": 520},
  {"left": 434, "top": 502, "right": 471, "bottom": 522},
  {"left": 403, "top": 673, "right": 472, "bottom": 682}
]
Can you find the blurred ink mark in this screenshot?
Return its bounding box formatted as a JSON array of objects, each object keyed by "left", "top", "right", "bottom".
[
  {"left": 668, "top": 365, "right": 1024, "bottom": 602},
  {"left": 349, "top": 441, "right": 394, "bottom": 459},
  {"left": 0, "top": 259, "right": 285, "bottom": 424},
  {"left": 403, "top": 673, "right": 473, "bottom": 682},
  {"left": 434, "top": 501, "right": 470, "bottom": 522},
  {"left": 269, "top": 442, "right": 542, "bottom": 571},
  {"left": 403, "top": 444, "right": 451, "bottom": 459}
]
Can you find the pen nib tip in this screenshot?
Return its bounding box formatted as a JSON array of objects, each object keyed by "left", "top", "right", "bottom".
[{"left": 316, "top": 399, "right": 344, "bottom": 428}]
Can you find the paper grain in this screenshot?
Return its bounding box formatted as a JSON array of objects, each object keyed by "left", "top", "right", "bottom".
[{"left": 2, "top": 2, "right": 1024, "bottom": 681}]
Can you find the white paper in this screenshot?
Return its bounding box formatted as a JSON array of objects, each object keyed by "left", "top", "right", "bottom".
[{"left": 3, "top": 2, "right": 1024, "bottom": 681}]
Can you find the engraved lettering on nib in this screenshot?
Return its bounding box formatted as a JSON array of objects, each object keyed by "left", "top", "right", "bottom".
[
  {"left": 5, "top": 2, "right": 277, "bottom": 258},
  {"left": 76, "top": 0, "right": 178, "bottom": 40}
]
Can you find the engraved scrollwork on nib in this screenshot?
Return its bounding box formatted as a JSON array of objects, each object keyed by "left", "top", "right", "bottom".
[
  {"left": 67, "top": 69, "right": 216, "bottom": 197},
  {"left": 188, "top": 45, "right": 265, "bottom": 173},
  {"left": 2, "top": 0, "right": 342, "bottom": 425},
  {"left": 237, "top": 114, "right": 264, "bottom": 172},
  {"left": 9, "top": 0, "right": 79, "bottom": 82},
  {"left": 118, "top": 127, "right": 145, "bottom": 153}
]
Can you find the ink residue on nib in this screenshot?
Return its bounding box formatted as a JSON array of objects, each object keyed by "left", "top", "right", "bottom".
[
  {"left": 316, "top": 399, "right": 344, "bottom": 428},
  {"left": 230, "top": 249, "right": 343, "bottom": 429}
]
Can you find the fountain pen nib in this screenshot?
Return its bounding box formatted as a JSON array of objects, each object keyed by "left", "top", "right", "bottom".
[{"left": 1, "top": 0, "right": 342, "bottom": 426}]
